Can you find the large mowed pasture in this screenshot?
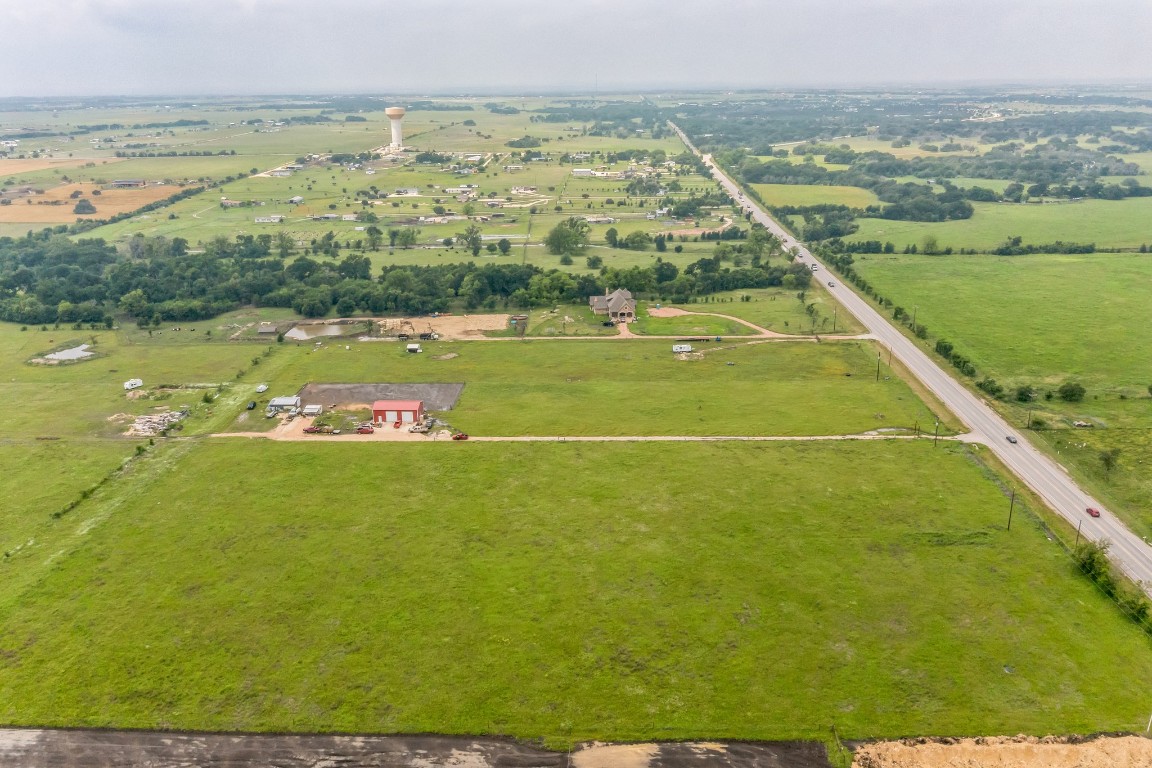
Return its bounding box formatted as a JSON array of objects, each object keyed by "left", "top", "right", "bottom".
[
  {"left": 0, "top": 439, "right": 1149, "bottom": 743},
  {"left": 266, "top": 338, "right": 941, "bottom": 436}
]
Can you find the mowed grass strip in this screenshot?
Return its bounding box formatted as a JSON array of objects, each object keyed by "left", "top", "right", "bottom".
[
  {"left": 270, "top": 339, "right": 937, "bottom": 435},
  {"left": 0, "top": 440, "right": 1149, "bottom": 742}
]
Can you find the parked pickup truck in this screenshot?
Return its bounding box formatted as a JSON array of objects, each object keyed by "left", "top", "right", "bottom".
[{"left": 408, "top": 423, "right": 431, "bottom": 433}]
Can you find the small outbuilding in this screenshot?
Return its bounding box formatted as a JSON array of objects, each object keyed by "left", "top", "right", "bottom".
[
  {"left": 268, "top": 396, "right": 301, "bottom": 412},
  {"left": 372, "top": 400, "right": 425, "bottom": 426},
  {"left": 302, "top": 404, "right": 323, "bottom": 417},
  {"left": 406, "top": 343, "right": 422, "bottom": 353}
]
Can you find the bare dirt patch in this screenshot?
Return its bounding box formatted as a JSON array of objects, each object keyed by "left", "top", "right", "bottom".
[
  {"left": 0, "top": 729, "right": 832, "bottom": 768},
  {"left": 297, "top": 382, "right": 465, "bottom": 411},
  {"left": 0, "top": 182, "right": 179, "bottom": 223},
  {"left": 851, "top": 734, "right": 1152, "bottom": 768},
  {"left": 648, "top": 307, "right": 692, "bottom": 318},
  {"left": 371, "top": 313, "right": 510, "bottom": 340}
]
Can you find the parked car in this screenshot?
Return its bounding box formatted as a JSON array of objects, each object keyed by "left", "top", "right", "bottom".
[
  {"left": 356, "top": 425, "right": 374, "bottom": 434},
  {"left": 303, "top": 426, "right": 321, "bottom": 434},
  {"left": 452, "top": 433, "right": 469, "bottom": 441},
  {"left": 246, "top": 401, "right": 257, "bottom": 410},
  {"left": 408, "top": 423, "right": 431, "bottom": 433},
  {"left": 1086, "top": 507, "right": 1101, "bottom": 518}
]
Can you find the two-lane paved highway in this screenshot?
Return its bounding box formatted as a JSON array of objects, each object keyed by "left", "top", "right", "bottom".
[{"left": 670, "top": 122, "right": 1152, "bottom": 591}]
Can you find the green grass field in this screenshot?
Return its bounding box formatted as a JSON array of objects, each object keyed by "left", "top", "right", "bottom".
[
  {"left": 846, "top": 252, "right": 1152, "bottom": 389},
  {"left": 849, "top": 199, "right": 1152, "bottom": 250},
  {"left": 630, "top": 310, "right": 757, "bottom": 337},
  {"left": 752, "top": 183, "right": 880, "bottom": 208},
  {"left": 666, "top": 288, "right": 865, "bottom": 335},
  {"left": 267, "top": 338, "right": 939, "bottom": 436},
  {"left": 1, "top": 439, "right": 1149, "bottom": 743}
]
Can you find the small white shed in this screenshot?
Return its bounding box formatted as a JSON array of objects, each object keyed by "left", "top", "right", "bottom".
[{"left": 406, "top": 343, "right": 422, "bottom": 353}]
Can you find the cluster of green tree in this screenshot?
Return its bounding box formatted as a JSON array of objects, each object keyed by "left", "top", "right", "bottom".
[
  {"left": 328, "top": 152, "right": 380, "bottom": 164},
  {"left": 344, "top": 115, "right": 367, "bottom": 122},
  {"left": 991, "top": 236, "right": 1096, "bottom": 255},
  {"left": 414, "top": 151, "right": 452, "bottom": 164},
  {"left": 484, "top": 103, "right": 519, "bottom": 115},
  {"left": 765, "top": 204, "right": 861, "bottom": 240},
  {"left": 133, "top": 119, "right": 209, "bottom": 129},
  {"left": 505, "top": 136, "right": 542, "bottom": 148},
  {"left": 1073, "top": 539, "right": 1152, "bottom": 637}
]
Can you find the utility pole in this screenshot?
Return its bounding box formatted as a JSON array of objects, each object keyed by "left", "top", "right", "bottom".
[
  {"left": 1075, "top": 519, "right": 1083, "bottom": 547},
  {"left": 832, "top": 307, "right": 837, "bottom": 333},
  {"left": 875, "top": 352, "right": 881, "bottom": 382},
  {"left": 911, "top": 305, "right": 918, "bottom": 332},
  {"left": 933, "top": 420, "right": 940, "bottom": 446},
  {"left": 1025, "top": 407, "right": 1032, "bottom": 430},
  {"left": 1007, "top": 490, "right": 1015, "bottom": 531}
]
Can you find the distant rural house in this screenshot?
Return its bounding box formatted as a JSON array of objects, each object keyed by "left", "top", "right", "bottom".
[
  {"left": 510, "top": 186, "right": 537, "bottom": 194},
  {"left": 254, "top": 215, "right": 285, "bottom": 223},
  {"left": 288, "top": 196, "right": 304, "bottom": 204},
  {"left": 503, "top": 164, "right": 524, "bottom": 171},
  {"left": 372, "top": 399, "right": 425, "bottom": 426},
  {"left": 341, "top": 214, "right": 358, "bottom": 221},
  {"left": 571, "top": 168, "right": 594, "bottom": 177},
  {"left": 589, "top": 288, "right": 636, "bottom": 323},
  {"left": 394, "top": 188, "right": 420, "bottom": 196},
  {"left": 584, "top": 215, "right": 616, "bottom": 224},
  {"left": 110, "top": 179, "right": 147, "bottom": 188}
]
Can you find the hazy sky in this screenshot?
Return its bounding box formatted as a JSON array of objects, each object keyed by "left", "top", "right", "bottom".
[{"left": 3, "top": 0, "right": 1150, "bottom": 97}]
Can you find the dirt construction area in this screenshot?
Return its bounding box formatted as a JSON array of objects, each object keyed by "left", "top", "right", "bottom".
[
  {"left": 851, "top": 734, "right": 1152, "bottom": 767},
  {"left": 373, "top": 314, "right": 510, "bottom": 340},
  {"left": 0, "top": 730, "right": 833, "bottom": 767}
]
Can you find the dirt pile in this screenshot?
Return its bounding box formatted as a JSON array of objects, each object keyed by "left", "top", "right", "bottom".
[{"left": 852, "top": 734, "right": 1152, "bottom": 768}]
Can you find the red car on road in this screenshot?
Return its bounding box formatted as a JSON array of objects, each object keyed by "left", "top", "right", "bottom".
[
  {"left": 303, "top": 426, "right": 321, "bottom": 434},
  {"left": 452, "top": 433, "right": 469, "bottom": 441},
  {"left": 356, "top": 425, "right": 374, "bottom": 434},
  {"left": 1086, "top": 507, "right": 1101, "bottom": 518}
]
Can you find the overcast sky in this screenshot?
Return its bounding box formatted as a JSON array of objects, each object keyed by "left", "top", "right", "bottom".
[{"left": 3, "top": 0, "right": 1150, "bottom": 97}]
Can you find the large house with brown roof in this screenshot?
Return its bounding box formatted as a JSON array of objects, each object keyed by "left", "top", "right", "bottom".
[{"left": 589, "top": 288, "right": 636, "bottom": 323}]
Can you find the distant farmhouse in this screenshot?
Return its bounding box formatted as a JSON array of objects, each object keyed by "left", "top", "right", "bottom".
[{"left": 589, "top": 288, "right": 636, "bottom": 323}]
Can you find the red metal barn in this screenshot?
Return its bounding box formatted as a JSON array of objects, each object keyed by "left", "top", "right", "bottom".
[{"left": 372, "top": 399, "right": 425, "bottom": 426}]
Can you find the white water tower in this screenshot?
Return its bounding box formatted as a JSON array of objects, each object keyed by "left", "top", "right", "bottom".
[{"left": 385, "top": 107, "right": 406, "bottom": 149}]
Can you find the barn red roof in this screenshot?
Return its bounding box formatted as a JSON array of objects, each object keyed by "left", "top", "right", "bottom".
[{"left": 372, "top": 400, "right": 423, "bottom": 411}]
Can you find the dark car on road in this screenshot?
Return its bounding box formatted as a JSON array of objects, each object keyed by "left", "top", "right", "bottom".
[{"left": 1006, "top": 435, "right": 1018, "bottom": 444}]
